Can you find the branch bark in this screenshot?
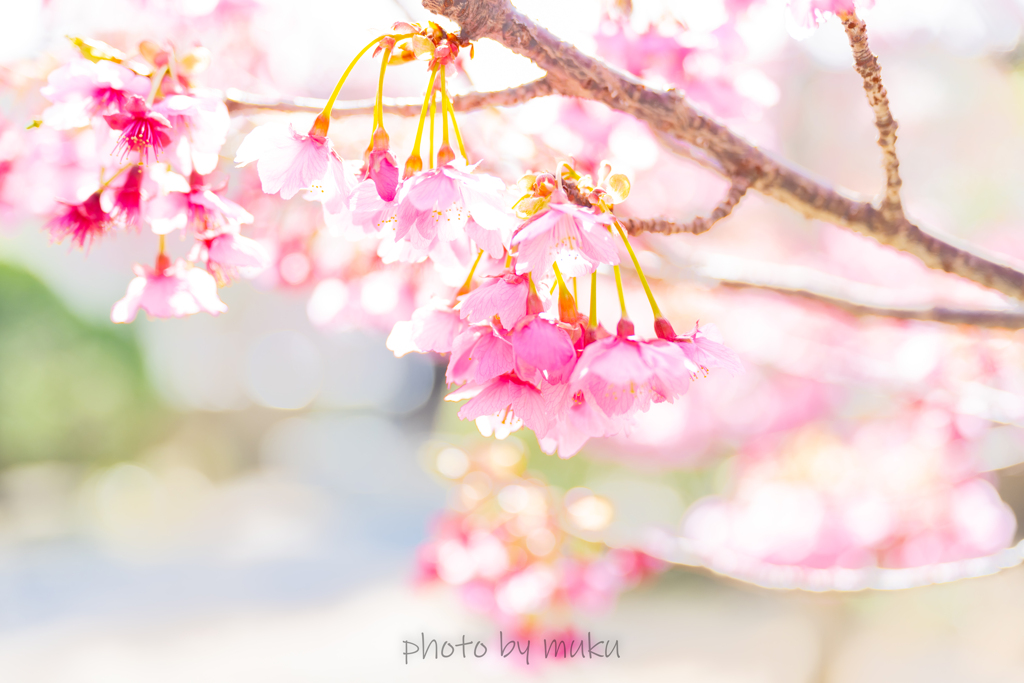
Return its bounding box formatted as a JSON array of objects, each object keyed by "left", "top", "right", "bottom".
[
  {"left": 225, "top": 76, "right": 554, "bottom": 118},
  {"left": 654, "top": 249, "right": 1024, "bottom": 330},
  {"left": 421, "top": 0, "right": 1024, "bottom": 303},
  {"left": 842, "top": 11, "right": 903, "bottom": 221},
  {"left": 621, "top": 179, "right": 749, "bottom": 236}
]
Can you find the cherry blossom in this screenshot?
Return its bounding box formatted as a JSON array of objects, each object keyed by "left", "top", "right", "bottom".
[{"left": 110, "top": 257, "right": 228, "bottom": 322}]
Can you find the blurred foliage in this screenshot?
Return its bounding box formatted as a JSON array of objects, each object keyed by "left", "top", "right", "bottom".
[{"left": 0, "top": 261, "right": 163, "bottom": 467}]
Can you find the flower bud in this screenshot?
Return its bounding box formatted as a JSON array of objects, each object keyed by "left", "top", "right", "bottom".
[
  {"left": 436, "top": 142, "right": 456, "bottom": 166},
  {"left": 403, "top": 154, "right": 423, "bottom": 179},
  {"left": 653, "top": 317, "right": 676, "bottom": 340},
  {"left": 616, "top": 318, "right": 635, "bottom": 337}
]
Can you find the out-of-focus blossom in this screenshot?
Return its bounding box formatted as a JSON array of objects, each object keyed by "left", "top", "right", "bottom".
[
  {"left": 111, "top": 257, "right": 227, "bottom": 322},
  {"left": 417, "top": 443, "right": 667, "bottom": 637},
  {"left": 104, "top": 96, "right": 173, "bottom": 162},
  {"left": 48, "top": 191, "right": 111, "bottom": 249},
  {"left": 234, "top": 121, "right": 348, "bottom": 200},
  {"left": 41, "top": 59, "right": 150, "bottom": 130}
]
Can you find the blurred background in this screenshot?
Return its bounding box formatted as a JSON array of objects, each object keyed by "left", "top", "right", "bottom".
[{"left": 3, "top": 0, "right": 1024, "bottom": 680}]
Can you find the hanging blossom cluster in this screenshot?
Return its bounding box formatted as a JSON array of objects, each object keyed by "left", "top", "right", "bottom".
[
  {"left": 216, "top": 21, "right": 742, "bottom": 456},
  {"left": 33, "top": 37, "right": 270, "bottom": 322},
  {"left": 417, "top": 441, "right": 666, "bottom": 645}
]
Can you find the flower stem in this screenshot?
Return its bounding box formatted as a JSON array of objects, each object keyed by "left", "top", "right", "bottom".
[
  {"left": 589, "top": 271, "right": 598, "bottom": 329},
  {"left": 99, "top": 164, "right": 131, "bottom": 189},
  {"left": 613, "top": 265, "right": 628, "bottom": 319},
  {"left": 319, "top": 34, "right": 390, "bottom": 122},
  {"left": 429, "top": 88, "right": 437, "bottom": 169},
  {"left": 373, "top": 44, "right": 393, "bottom": 130},
  {"left": 146, "top": 65, "right": 168, "bottom": 107},
  {"left": 614, "top": 221, "right": 662, "bottom": 319},
  {"left": 410, "top": 67, "right": 438, "bottom": 160},
  {"left": 440, "top": 70, "right": 450, "bottom": 147},
  {"left": 445, "top": 93, "right": 468, "bottom": 164},
  {"left": 454, "top": 248, "right": 485, "bottom": 299}
]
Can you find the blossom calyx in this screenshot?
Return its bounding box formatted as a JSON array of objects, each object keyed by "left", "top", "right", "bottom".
[
  {"left": 653, "top": 317, "right": 676, "bottom": 340},
  {"left": 436, "top": 142, "right": 456, "bottom": 167}
]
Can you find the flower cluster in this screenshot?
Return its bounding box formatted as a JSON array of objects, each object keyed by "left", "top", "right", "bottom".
[
  {"left": 417, "top": 441, "right": 665, "bottom": 640},
  {"left": 389, "top": 164, "right": 740, "bottom": 456},
  {"left": 33, "top": 37, "right": 269, "bottom": 321}
]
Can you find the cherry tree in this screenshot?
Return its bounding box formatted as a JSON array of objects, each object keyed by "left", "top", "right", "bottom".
[{"left": 3, "top": 0, "right": 1024, "bottom": 644}]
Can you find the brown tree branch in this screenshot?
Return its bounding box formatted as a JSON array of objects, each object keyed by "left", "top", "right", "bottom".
[
  {"left": 224, "top": 76, "right": 554, "bottom": 118},
  {"left": 421, "top": 0, "right": 1024, "bottom": 303},
  {"left": 841, "top": 11, "right": 903, "bottom": 221},
  {"left": 652, "top": 249, "right": 1024, "bottom": 330},
  {"left": 621, "top": 179, "right": 749, "bottom": 236}
]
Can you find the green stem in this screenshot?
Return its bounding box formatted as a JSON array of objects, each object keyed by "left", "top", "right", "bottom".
[
  {"left": 445, "top": 93, "right": 468, "bottom": 163},
  {"left": 428, "top": 88, "right": 437, "bottom": 168},
  {"left": 615, "top": 221, "right": 662, "bottom": 319},
  {"left": 440, "top": 69, "right": 450, "bottom": 146},
  {"left": 373, "top": 44, "right": 393, "bottom": 130},
  {"left": 146, "top": 65, "right": 168, "bottom": 107},
  {"left": 410, "top": 68, "right": 438, "bottom": 159},
  {"left": 613, "top": 265, "right": 628, "bottom": 319}
]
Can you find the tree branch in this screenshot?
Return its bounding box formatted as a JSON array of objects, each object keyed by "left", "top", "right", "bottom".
[
  {"left": 621, "top": 179, "right": 749, "bottom": 236},
  {"left": 653, "top": 248, "right": 1024, "bottom": 330},
  {"left": 841, "top": 11, "right": 903, "bottom": 221},
  {"left": 421, "top": 0, "right": 1024, "bottom": 303},
  {"left": 224, "top": 76, "right": 554, "bottom": 118}
]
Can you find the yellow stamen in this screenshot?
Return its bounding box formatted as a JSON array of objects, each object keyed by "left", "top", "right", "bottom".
[
  {"left": 158, "top": 233, "right": 166, "bottom": 254},
  {"left": 614, "top": 221, "right": 662, "bottom": 319}
]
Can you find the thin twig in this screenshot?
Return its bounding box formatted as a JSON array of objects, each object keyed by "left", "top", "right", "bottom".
[
  {"left": 653, "top": 248, "right": 1024, "bottom": 329},
  {"left": 224, "top": 76, "right": 554, "bottom": 118},
  {"left": 621, "top": 179, "right": 749, "bottom": 235},
  {"left": 420, "top": 0, "right": 1024, "bottom": 303},
  {"left": 841, "top": 10, "right": 903, "bottom": 221}
]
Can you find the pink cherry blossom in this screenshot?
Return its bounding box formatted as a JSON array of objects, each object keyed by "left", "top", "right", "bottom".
[
  {"left": 446, "top": 326, "right": 515, "bottom": 385},
  {"left": 143, "top": 170, "right": 252, "bottom": 236},
  {"left": 511, "top": 193, "right": 619, "bottom": 278},
  {"left": 111, "top": 165, "right": 143, "bottom": 228},
  {"left": 655, "top": 319, "right": 743, "bottom": 377},
  {"left": 111, "top": 257, "right": 227, "bottom": 322},
  {"left": 347, "top": 177, "right": 398, "bottom": 237},
  {"left": 457, "top": 272, "right": 530, "bottom": 328},
  {"left": 48, "top": 191, "right": 111, "bottom": 249},
  {"left": 40, "top": 59, "right": 150, "bottom": 130},
  {"left": 570, "top": 330, "right": 692, "bottom": 418},
  {"left": 234, "top": 120, "right": 336, "bottom": 200},
  {"left": 537, "top": 391, "right": 632, "bottom": 458},
  {"left": 387, "top": 298, "right": 466, "bottom": 356},
  {"left": 202, "top": 232, "right": 270, "bottom": 280},
  {"left": 510, "top": 317, "right": 577, "bottom": 386},
  {"left": 104, "top": 96, "right": 174, "bottom": 162},
  {"left": 394, "top": 165, "right": 511, "bottom": 251},
  {"left": 154, "top": 93, "right": 230, "bottom": 175},
  {"left": 450, "top": 374, "right": 567, "bottom": 438},
  {"left": 365, "top": 148, "right": 399, "bottom": 202}
]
